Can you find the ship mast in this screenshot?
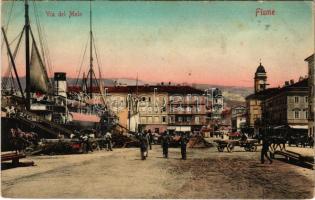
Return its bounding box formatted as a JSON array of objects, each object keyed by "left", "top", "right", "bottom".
[
  {"left": 25, "top": 0, "right": 31, "bottom": 110},
  {"left": 89, "top": 0, "right": 93, "bottom": 98}
]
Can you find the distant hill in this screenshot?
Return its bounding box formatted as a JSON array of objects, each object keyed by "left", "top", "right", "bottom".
[{"left": 191, "top": 83, "right": 252, "bottom": 108}]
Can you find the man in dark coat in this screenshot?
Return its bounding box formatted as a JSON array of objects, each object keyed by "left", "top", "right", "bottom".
[
  {"left": 161, "top": 131, "right": 170, "bottom": 158},
  {"left": 143, "top": 130, "right": 150, "bottom": 157},
  {"left": 180, "top": 132, "right": 189, "bottom": 160},
  {"left": 139, "top": 133, "right": 146, "bottom": 160},
  {"left": 261, "top": 137, "right": 272, "bottom": 164},
  {"left": 148, "top": 129, "right": 153, "bottom": 150}
]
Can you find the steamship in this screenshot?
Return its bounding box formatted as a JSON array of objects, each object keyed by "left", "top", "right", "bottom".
[{"left": 1, "top": 0, "right": 117, "bottom": 140}]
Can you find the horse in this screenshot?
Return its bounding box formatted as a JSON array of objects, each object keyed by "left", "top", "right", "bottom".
[{"left": 269, "top": 136, "right": 286, "bottom": 152}]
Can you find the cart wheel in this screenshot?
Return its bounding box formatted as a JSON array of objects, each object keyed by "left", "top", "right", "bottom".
[
  {"left": 227, "top": 144, "right": 234, "bottom": 152},
  {"left": 251, "top": 145, "right": 257, "bottom": 152},
  {"left": 25, "top": 147, "right": 34, "bottom": 156},
  {"left": 244, "top": 146, "right": 250, "bottom": 151},
  {"left": 217, "top": 146, "right": 224, "bottom": 152}
]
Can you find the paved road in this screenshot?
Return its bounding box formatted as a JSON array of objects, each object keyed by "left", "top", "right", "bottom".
[{"left": 1, "top": 146, "right": 314, "bottom": 198}]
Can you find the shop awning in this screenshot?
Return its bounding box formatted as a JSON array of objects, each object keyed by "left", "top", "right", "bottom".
[
  {"left": 70, "top": 112, "right": 100, "bottom": 123},
  {"left": 289, "top": 125, "right": 308, "bottom": 129}
]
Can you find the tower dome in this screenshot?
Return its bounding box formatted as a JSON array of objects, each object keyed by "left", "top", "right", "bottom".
[
  {"left": 254, "top": 62, "right": 267, "bottom": 93},
  {"left": 256, "top": 63, "right": 266, "bottom": 73}
]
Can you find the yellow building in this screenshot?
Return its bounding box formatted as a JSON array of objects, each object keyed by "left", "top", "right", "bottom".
[{"left": 245, "top": 62, "right": 269, "bottom": 130}]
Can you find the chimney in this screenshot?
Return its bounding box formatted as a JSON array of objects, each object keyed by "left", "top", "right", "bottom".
[
  {"left": 290, "top": 79, "right": 294, "bottom": 85},
  {"left": 161, "top": 82, "right": 164, "bottom": 86},
  {"left": 285, "top": 81, "right": 290, "bottom": 86},
  {"left": 168, "top": 81, "right": 171, "bottom": 86}
]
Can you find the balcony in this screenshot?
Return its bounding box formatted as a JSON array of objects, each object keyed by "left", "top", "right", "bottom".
[
  {"left": 169, "top": 121, "right": 205, "bottom": 126},
  {"left": 168, "top": 110, "right": 204, "bottom": 115}
]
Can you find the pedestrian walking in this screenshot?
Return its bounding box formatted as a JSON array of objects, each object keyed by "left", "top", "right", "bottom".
[
  {"left": 180, "top": 132, "right": 189, "bottom": 160},
  {"left": 161, "top": 131, "right": 170, "bottom": 158},
  {"left": 261, "top": 137, "right": 272, "bottom": 164},
  {"left": 139, "top": 133, "right": 146, "bottom": 160},
  {"left": 144, "top": 130, "right": 150, "bottom": 157},
  {"left": 148, "top": 129, "right": 153, "bottom": 150},
  {"left": 105, "top": 131, "right": 113, "bottom": 151}
]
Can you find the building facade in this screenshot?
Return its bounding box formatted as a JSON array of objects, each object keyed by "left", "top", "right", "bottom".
[
  {"left": 205, "top": 88, "right": 224, "bottom": 120},
  {"left": 231, "top": 105, "right": 246, "bottom": 132},
  {"left": 305, "top": 54, "right": 314, "bottom": 137},
  {"left": 68, "top": 85, "right": 209, "bottom": 133},
  {"left": 262, "top": 79, "right": 309, "bottom": 130},
  {"left": 168, "top": 88, "right": 207, "bottom": 132},
  {"left": 102, "top": 86, "right": 169, "bottom": 133}
]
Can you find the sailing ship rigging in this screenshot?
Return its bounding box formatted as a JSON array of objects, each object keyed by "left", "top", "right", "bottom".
[{"left": 1, "top": 0, "right": 119, "bottom": 137}]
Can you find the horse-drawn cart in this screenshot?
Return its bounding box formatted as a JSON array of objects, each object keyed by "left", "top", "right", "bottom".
[{"left": 214, "top": 139, "right": 258, "bottom": 152}]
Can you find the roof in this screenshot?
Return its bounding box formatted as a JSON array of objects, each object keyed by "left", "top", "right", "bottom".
[
  {"left": 277, "top": 78, "right": 308, "bottom": 93},
  {"left": 256, "top": 63, "right": 266, "bottom": 74},
  {"left": 246, "top": 78, "right": 308, "bottom": 100},
  {"left": 67, "top": 85, "right": 204, "bottom": 95},
  {"left": 245, "top": 88, "right": 279, "bottom": 100},
  {"left": 304, "top": 54, "right": 314, "bottom": 62}
]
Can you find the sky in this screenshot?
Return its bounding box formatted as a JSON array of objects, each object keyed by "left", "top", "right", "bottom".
[{"left": 1, "top": 1, "right": 314, "bottom": 87}]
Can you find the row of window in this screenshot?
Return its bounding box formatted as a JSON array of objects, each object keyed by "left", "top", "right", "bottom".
[
  {"left": 139, "top": 106, "right": 167, "bottom": 112},
  {"left": 140, "top": 96, "right": 167, "bottom": 103},
  {"left": 293, "top": 110, "right": 308, "bottom": 119},
  {"left": 175, "top": 116, "right": 200, "bottom": 123},
  {"left": 170, "top": 106, "right": 201, "bottom": 112},
  {"left": 140, "top": 116, "right": 201, "bottom": 124},
  {"left": 294, "top": 96, "right": 308, "bottom": 104},
  {"left": 140, "top": 116, "right": 167, "bottom": 124},
  {"left": 170, "top": 95, "right": 201, "bottom": 102}
]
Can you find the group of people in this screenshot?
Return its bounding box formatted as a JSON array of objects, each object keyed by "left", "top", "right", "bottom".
[
  {"left": 138, "top": 130, "right": 189, "bottom": 160},
  {"left": 70, "top": 130, "right": 113, "bottom": 153}
]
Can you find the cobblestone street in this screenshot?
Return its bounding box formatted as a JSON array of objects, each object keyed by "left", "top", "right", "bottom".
[{"left": 1, "top": 146, "right": 314, "bottom": 198}]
